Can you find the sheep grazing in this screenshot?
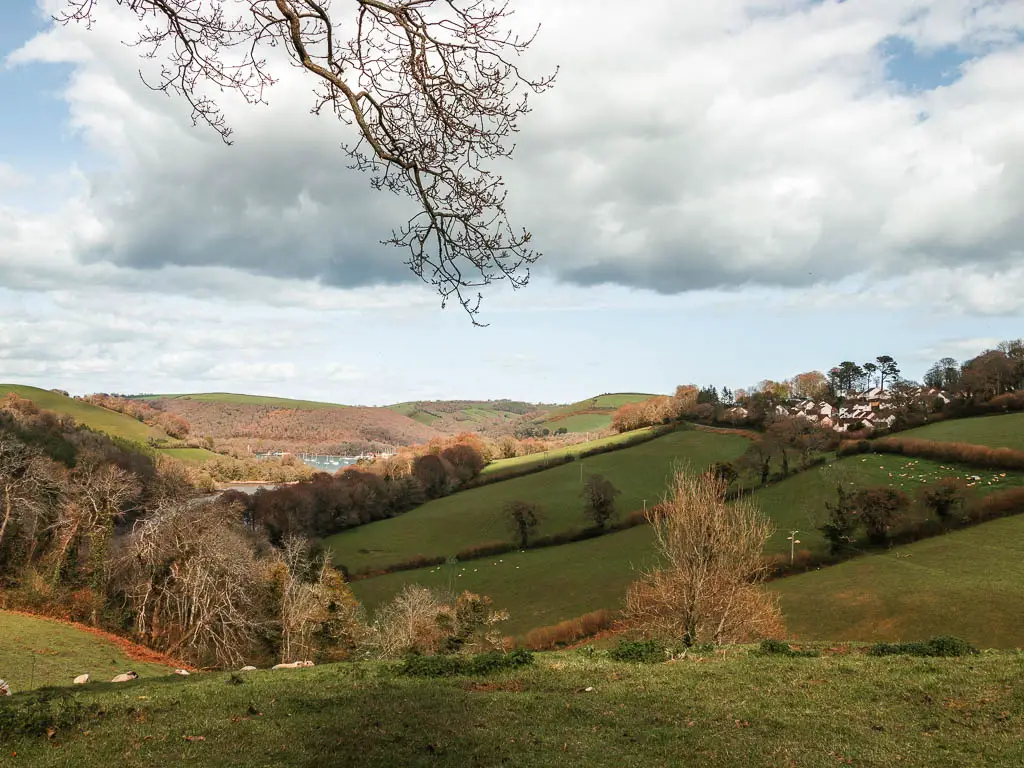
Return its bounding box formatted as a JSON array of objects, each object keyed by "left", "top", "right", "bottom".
[
  {"left": 73, "top": 674, "right": 90, "bottom": 685},
  {"left": 239, "top": 666, "right": 258, "bottom": 672},
  {"left": 174, "top": 669, "right": 190, "bottom": 676},
  {"left": 111, "top": 671, "right": 139, "bottom": 683},
  {"left": 0, "top": 679, "right": 10, "bottom": 696},
  {"left": 271, "top": 660, "right": 314, "bottom": 670}
]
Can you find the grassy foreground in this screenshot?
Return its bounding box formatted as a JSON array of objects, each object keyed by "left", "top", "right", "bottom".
[
  {"left": 3, "top": 649, "right": 1023, "bottom": 766},
  {"left": 900, "top": 413, "right": 1024, "bottom": 451},
  {"left": 0, "top": 612, "right": 176, "bottom": 691}
]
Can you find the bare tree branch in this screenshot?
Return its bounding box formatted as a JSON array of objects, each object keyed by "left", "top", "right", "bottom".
[{"left": 58, "top": 0, "right": 555, "bottom": 322}]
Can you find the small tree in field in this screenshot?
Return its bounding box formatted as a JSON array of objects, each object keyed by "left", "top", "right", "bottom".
[
  {"left": 581, "top": 474, "right": 620, "bottom": 529},
  {"left": 504, "top": 500, "right": 542, "bottom": 548},
  {"left": 854, "top": 487, "right": 910, "bottom": 546},
  {"left": 821, "top": 484, "right": 859, "bottom": 555},
  {"left": 919, "top": 478, "right": 967, "bottom": 522},
  {"left": 626, "top": 471, "right": 783, "bottom": 646}
]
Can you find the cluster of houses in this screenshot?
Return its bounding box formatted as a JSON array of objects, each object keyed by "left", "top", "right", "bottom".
[{"left": 726, "top": 387, "right": 950, "bottom": 433}]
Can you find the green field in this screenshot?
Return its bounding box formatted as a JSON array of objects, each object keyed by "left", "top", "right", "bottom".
[
  {"left": 351, "top": 525, "right": 658, "bottom": 635},
  {"left": 0, "top": 612, "right": 175, "bottom": 692},
  {"left": 900, "top": 412, "right": 1024, "bottom": 451},
  {"left": 156, "top": 447, "right": 222, "bottom": 464},
  {"left": 0, "top": 384, "right": 161, "bottom": 443},
  {"left": 326, "top": 429, "right": 750, "bottom": 573},
  {"left": 4, "top": 649, "right": 1024, "bottom": 767},
  {"left": 778, "top": 514, "right": 1024, "bottom": 649},
  {"left": 137, "top": 392, "right": 347, "bottom": 409},
  {"left": 350, "top": 452, "right": 1024, "bottom": 635},
  {"left": 752, "top": 453, "right": 1024, "bottom": 555},
  {"left": 479, "top": 427, "right": 659, "bottom": 477},
  {"left": 539, "top": 392, "right": 656, "bottom": 433}
]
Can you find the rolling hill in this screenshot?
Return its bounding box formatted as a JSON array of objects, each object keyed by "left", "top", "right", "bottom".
[
  {"left": 348, "top": 449, "right": 1024, "bottom": 637},
  {"left": 536, "top": 392, "right": 656, "bottom": 433},
  {"left": 134, "top": 392, "right": 349, "bottom": 409},
  {"left": 0, "top": 384, "right": 164, "bottom": 443},
  {"left": 326, "top": 428, "right": 751, "bottom": 574},
  {"left": 388, "top": 399, "right": 552, "bottom": 434}
]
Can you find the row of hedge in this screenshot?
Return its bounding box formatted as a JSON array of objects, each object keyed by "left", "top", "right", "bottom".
[{"left": 839, "top": 436, "right": 1024, "bottom": 471}]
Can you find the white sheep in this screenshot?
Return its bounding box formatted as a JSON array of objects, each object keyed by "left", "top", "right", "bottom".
[
  {"left": 271, "top": 660, "right": 314, "bottom": 670},
  {"left": 73, "top": 674, "right": 90, "bottom": 685},
  {"left": 239, "top": 666, "right": 258, "bottom": 672},
  {"left": 111, "top": 671, "right": 139, "bottom": 683},
  {"left": 173, "top": 669, "right": 190, "bottom": 676},
  {"left": 0, "top": 679, "right": 10, "bottom": 696}
]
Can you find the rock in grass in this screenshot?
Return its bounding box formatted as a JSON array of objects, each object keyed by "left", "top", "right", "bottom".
[{"left": 0, "top": 679, "right": 10, "bottom": 696}]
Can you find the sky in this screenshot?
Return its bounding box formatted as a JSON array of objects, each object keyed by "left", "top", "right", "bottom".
[{"left": 1, "top": 0, "right": 1023, "bottom": 406}]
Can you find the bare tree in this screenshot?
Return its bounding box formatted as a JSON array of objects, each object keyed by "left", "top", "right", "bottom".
[
  {"left": 269, "top": 535, "right": 362, "bottom": 662},
  {"left": 0, "top": 438, "right": 51, "bottom": 566},
  {"left": 626, "top": 470, "right": 783, "bottom": 646},
  {"left": 59, "top": 0, "right": 555, "bottom": 321},
  {"left": 113, "top": 500, "right": 267, "bottom": 666}
]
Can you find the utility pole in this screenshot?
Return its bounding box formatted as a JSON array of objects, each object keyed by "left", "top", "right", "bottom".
[{"left": 787, "top": 530, "right": 801, "bottom": 565}]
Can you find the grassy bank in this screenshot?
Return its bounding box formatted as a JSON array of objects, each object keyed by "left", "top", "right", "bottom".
[
  {"left": 899, "top": 412, "right": 1024, "bottom": 451},
  {"left": 777, "top": 513, "right": 1024, "bottom": 648},
  {"left": 3, "top": 649, "right": 1023, "bottom": 766},
  {"left": 0, "top": 384, "right": 161, "bottom": 443},
  {"left": 0, "top": 612, "right": 176, "bottom": 692}
]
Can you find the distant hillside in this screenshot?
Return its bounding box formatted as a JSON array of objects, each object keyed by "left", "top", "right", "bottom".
[
  {"left": 144, "top": 396, "right": 443, "bottom": 454},
  {"left": 0, "top": 384, "right": 164, "bottom": 443},
  {"left": 387, "top": 399, "right": 552, "bottom": 435},
  {"left": 132, "top": 392, "right": 347, "bottom": 410},
  {"left": 538, "top": 392, "right": 657, "bottom": 433}
]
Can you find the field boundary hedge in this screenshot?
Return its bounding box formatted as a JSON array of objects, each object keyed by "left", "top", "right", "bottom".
[{"left": 839, "top": 436, "right": 1024, "bottom": 471}]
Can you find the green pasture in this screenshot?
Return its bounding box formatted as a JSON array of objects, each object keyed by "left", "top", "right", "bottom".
[
  {"left": 479, "top": 427, "right": 659, "bottom": 476},
  {"left": 351, "top": 525, "right": 657, "bottom": 636},
  {"left": 4, "top": 647, "right": 1024, "bottom": 766},
  {"left": 350, "top": 452, "right": 1024, "bottom": 636},
  {"left": 777, "top": 513, "right": 1024, "bottom": 648},
  {"left": 753, "top": 453, "right": 1024, "bottom": 556},
  {"left": 899, "top": 412, "right": 1024, "bottom": 451},
  {"left": 156, "top": 447, "right": 221, "bottom": 464},
  {"left": 0, "top": 612, "right": 175, "bottom": 692},
  {"left": 539, "top": 392, "right": 656, "bottom": 433},
  {"left": 326, "top": 429, "right": 749, "bottom": 573},
  {"left": 0, "top": 384, "right": 161, "bottom": 443}
]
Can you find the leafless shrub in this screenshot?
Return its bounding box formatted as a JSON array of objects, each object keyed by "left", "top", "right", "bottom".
[
  {"left": 626, "top": 470, "right": 783, "bottom": 645},
  {"left": 363, "top": 585, "right": 507, "bottom": 658}
]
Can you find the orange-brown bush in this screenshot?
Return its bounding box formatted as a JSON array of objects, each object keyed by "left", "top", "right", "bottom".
[
  {"left": 520, "top": 609, "right": 613, "bottom": 650},
  {"left": 626, "top": 471, "right": 783, "bottom": 645}
]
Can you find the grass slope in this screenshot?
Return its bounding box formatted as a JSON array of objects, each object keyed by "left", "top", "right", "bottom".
[
  {"left": 156, "top": 447, "right": 221, "bottom": 464},
  {"left": 326, "top": 429, "right": 750, "bottom": 573},
  {"left": 539, "top": 392, "right": 656, "bottom": 433},
  {"left": 0, "top": 384, "right": 160, "bottom": 443},
  {"left": 351, "top": 525, "right": 658, "bottom": 635},
  {"left": 4, "top": 651, "right": 1024, "bottom": 766},
  {"left": 899, "top": 412, "right": 1024, "bottom": 451},
  {"left": 351, "top": 453, "right": 1024, "bottom": 637},
  {"left": 136, "top": 392, "right": 347, "bottom": 409},
  {"left": 479, "top": 427, "right": 659, "bottom": 477},
  {"left": 0, "top": 612, "right": 176, "bottom": 691},
  {"left": 777, "top": 514, "right": 1024, "bottom": 649}
]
